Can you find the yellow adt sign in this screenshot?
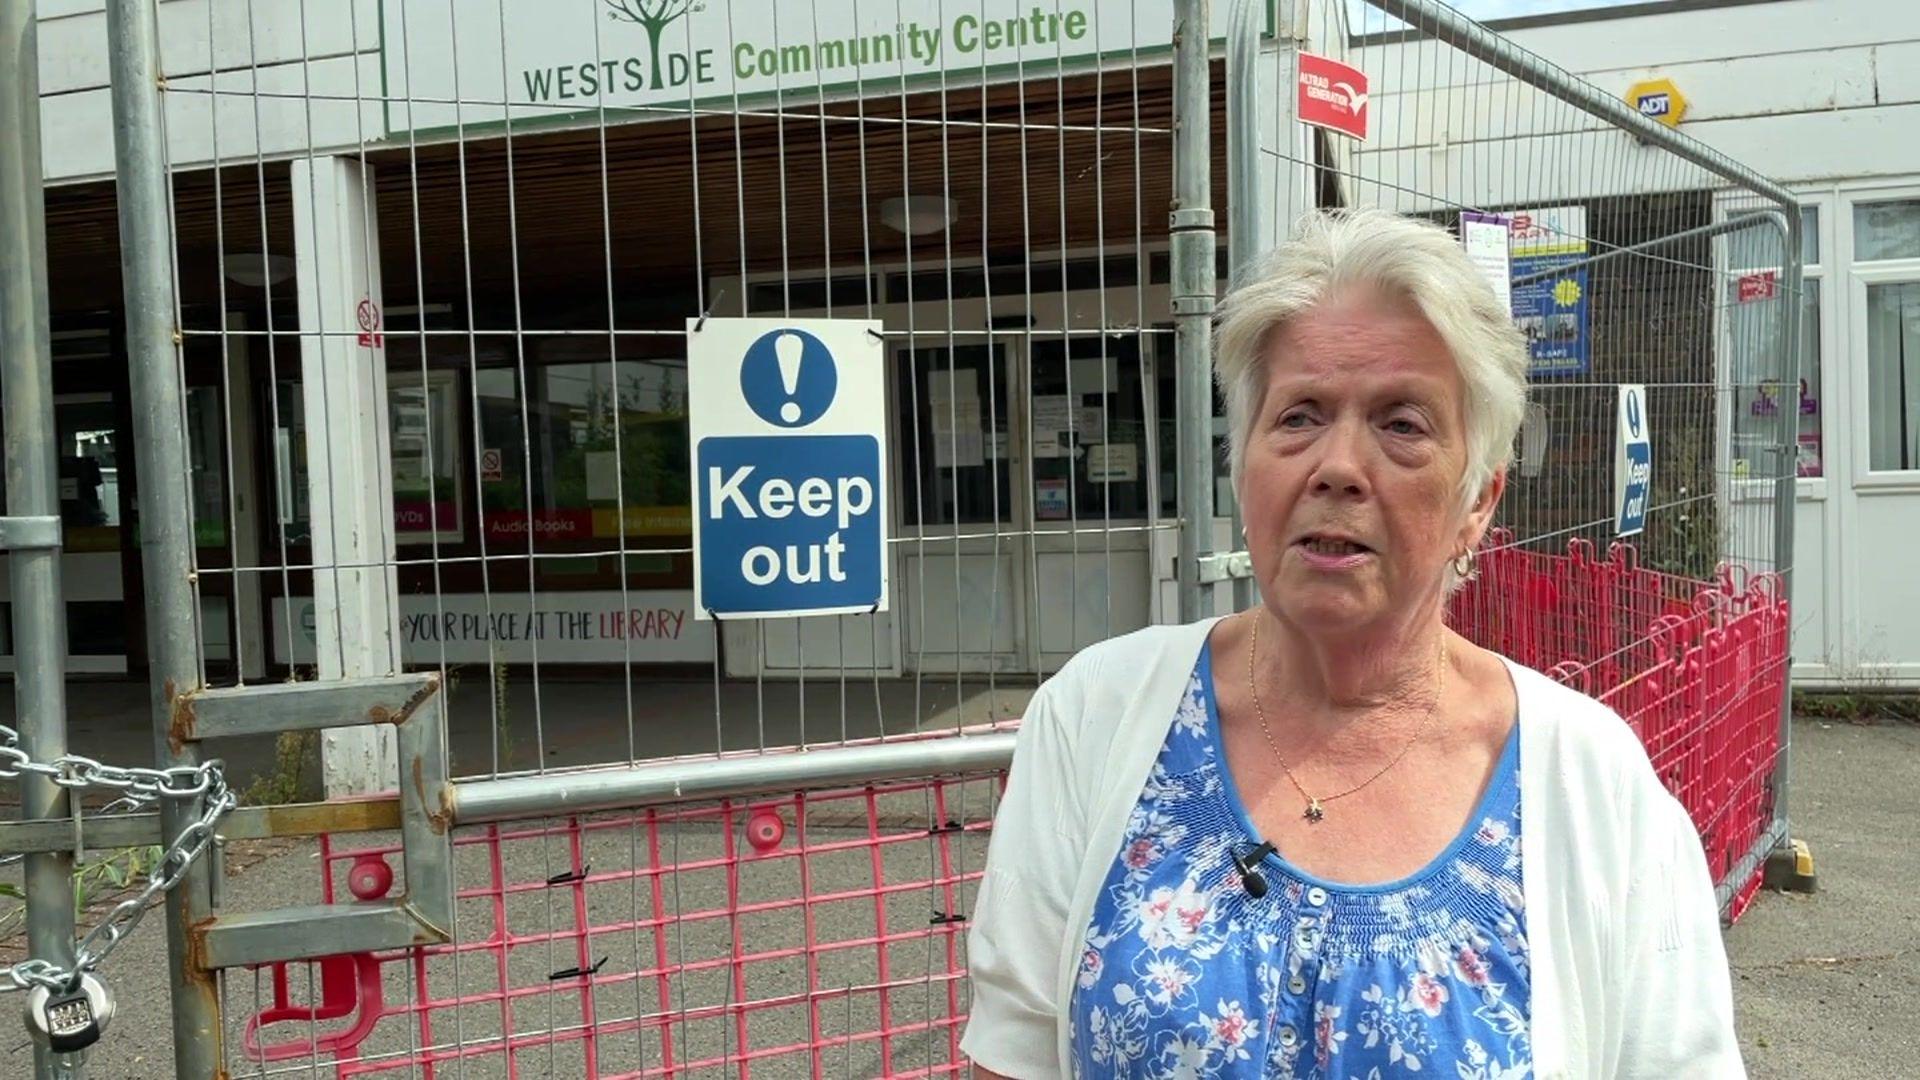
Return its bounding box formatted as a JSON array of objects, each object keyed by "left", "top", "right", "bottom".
[{"left": 1627, "top": 78, "right": 1687, "bottom": 128}]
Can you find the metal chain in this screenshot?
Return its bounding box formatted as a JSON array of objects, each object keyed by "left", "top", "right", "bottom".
[{"left": 0, "top": 723, "right": 233, "bottom": 993}]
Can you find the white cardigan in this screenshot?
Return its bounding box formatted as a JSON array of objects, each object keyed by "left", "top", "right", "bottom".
[{"left": 960, "top": 618, "right": 1744, "bottom": 1078}]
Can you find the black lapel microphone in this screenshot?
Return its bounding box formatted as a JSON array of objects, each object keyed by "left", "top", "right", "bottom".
[{"left": 1232, "top": 840, "right": 1279, "bottom": 898}]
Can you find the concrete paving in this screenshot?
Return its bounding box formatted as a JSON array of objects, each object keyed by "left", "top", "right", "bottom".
[
  {"left": 1725, "top": 717, "right": 1920, "bottom": 1078},
  {"left": 0, "top": 705, "right": 1912, "bottom": 1077}
]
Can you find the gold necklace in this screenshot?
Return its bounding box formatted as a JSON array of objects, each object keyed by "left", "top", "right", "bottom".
[{"left": 1245, "top": 613, "right": 1447, "bottom": 823}]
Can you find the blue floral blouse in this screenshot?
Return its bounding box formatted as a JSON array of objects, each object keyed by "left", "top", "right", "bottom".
[{"left": 1068, "top": 643, "right": 1532, "bottom": 1078}]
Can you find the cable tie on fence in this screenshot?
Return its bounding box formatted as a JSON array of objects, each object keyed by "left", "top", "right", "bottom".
[
  {"left": 692, "top": 288, "right": 727, "bottom": 333},
  {"left": 928, "top": 819, "right": 964, "bottom": 835},
  {"left": 865, "top": 328, "right": 885, "bottom": 343},
  {"left": 929, "top": 911, "right": 967, "bottom": 926},
  {"left": 548, "top": 956, "right": 608, "bottom": 982},
  {"left": 546, "top": 865, "right": 590, "bottom": 886}
]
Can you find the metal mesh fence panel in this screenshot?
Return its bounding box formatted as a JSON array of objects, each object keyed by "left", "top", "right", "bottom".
[
  {"left": 1246, "top": 0, "right": 1802, "bottom": 916},
  {"left": 103, "top": 1, "right": 1189, "bottom": 1075},
  {"left": 158, "top": 1, "right": 1196, "bottom": 772},
  {"left": 55, "top": 0, "right": 1802, "bottom": 1074}
]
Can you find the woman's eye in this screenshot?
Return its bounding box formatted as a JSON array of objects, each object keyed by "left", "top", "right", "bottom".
[
  {"left": 1385, "top": 417, "right": 1423, "bottom": 436},
  {"left": 1279, "top": 412, "right": 1313, "bottom": 429}
]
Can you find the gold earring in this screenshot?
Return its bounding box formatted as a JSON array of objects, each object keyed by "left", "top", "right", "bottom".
[{"left": 1452, "top": 550, "right": 1475, "bottom": 577}]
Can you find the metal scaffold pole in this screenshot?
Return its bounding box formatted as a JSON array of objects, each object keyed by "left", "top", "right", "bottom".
[
  {"left": 1172, "top": 0, "right": 1219, "bottom": 622},
  {"left": 0, "top": 6, "right": 81, "bottom": 1075},
  {"left": 104, "top": 0, "right": 224, "bottom": 1074}
]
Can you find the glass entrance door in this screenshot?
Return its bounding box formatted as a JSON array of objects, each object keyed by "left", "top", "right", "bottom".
[
  {"left": 1025, "top": 333, "right": 1156, "bottom": 672},
  {"left": 891, "top": 333, "right": 1159, "bottom": 674},
  {"left": 893, "top": 341, "right": 1028, "bottom": 672}
]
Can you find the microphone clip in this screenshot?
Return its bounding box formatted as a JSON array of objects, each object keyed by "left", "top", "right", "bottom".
[{"left": 1232, "top": 840, "right": 1278, "bottom": 899}]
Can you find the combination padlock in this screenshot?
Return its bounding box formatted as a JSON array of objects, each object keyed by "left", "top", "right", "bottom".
[{"left": 22, "top": 971, "right": 114, "bottom": 1055}]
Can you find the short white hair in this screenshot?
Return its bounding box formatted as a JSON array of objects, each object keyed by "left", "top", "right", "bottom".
[{"left": 1214, "top": 208, "right": 1528, "bottom": 513}]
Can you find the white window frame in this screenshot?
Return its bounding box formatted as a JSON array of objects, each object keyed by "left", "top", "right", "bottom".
[{"left": 1844, "top": 184, "right": 1920, "bottom": 491}]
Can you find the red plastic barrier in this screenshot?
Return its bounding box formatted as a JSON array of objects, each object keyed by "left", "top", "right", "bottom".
[{"left": 241, "top": 539, "right": 1787, "bottom": 1076}]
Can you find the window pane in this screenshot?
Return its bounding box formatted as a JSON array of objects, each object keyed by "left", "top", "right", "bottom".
[
  {"left": 1029, "top": 335, "right": 1151, "bottom": 522},
  {"left": 275, "top": 370, "right": 480, "bottom": 546},
  {"left": 1152, "top": 326, "right": 1226, "bottom": 521},
  {"left": 1795, "top": 282, "right": 1823, "bottom": 477},
  {"left": 895, "top": 345, "right": 1011, "bottom": 527},
  {"left": 476, "top": 358, "right": 690, "bottom": 547},
  {"left": 57, "top": 397, "right": 120, "bottom": 552},
  {"left": 1730, "top": 280, "right": 1822, "bottom": 478},
  {"left": 1866, "top": 282, "right": 1920, "bottom": 471},
  {"left": 272, "top": 380, "right": 311, "bottom": 543},
  {"left": 0, "top": 602, "right": 105, "bottom": 656},
  {"left": 1726, "top": 206, "right": 1817, "bottom": 268},
  {"left": 186, "top": 386, "right": 228, "bottom": 547},
  {"left": 1855, "top": 200, "right": 1920, "bottom": 262},
  {"left": 389, "top": 369, "right": 464, "bottom": 544}
]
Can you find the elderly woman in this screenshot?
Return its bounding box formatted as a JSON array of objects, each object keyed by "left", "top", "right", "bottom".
[{"left": 960, "top": 209, "right": 1741, "bottom": 1078}]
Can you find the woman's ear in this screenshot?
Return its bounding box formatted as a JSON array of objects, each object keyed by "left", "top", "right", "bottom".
[{"left": 1459, "top": 465, "right": 1507, "bottom": 554}]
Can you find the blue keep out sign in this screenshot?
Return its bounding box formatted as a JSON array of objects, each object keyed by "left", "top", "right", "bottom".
[
  {"left": 687, "top": 319, "right": 889, "bottom": 619},
  {"left": 1615, "top": 384, "right": 1652, "bottom": 537}
]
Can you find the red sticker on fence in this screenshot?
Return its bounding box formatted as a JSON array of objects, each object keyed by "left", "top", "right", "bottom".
[
  {"left": 1298, "top": 53, "right": 1369, "bottom": 140},
  {"left": 1737, "top": 271, "right": 1777, "bottom": 303}
]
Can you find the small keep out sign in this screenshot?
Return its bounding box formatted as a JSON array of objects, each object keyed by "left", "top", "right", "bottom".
[{"left": 688, "top": 318, "right": 888, "bottom": 619}]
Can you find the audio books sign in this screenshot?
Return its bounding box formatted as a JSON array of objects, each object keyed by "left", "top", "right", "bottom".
[{"left": 380, "top": 1, "right": 1208, "bottom": 135}]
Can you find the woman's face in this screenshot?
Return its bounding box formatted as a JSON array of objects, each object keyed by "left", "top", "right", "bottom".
[{"left": 1239, "top": 285, "right": 1501, "bottom": 638}]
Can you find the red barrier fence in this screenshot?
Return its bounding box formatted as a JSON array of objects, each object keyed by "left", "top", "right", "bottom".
[
  {"left": 1452, "top": 530, "right": 1790, "bottom": 920},
  {"left": 239, "top": 538, "right": 1786, "bottom": 1077}
]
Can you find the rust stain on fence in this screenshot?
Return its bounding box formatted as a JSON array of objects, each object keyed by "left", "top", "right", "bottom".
[{"left": 166, "top": 678, "right": 193, "bottom": 754}]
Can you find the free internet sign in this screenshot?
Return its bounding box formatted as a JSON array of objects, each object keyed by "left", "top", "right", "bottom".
[{"left": 689, "top": 318, "right": 888, "bottom": 619}]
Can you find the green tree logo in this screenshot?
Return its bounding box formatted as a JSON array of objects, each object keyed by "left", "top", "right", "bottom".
[{"left": 606, "top": 0, "right": 705, "bottom": 91}]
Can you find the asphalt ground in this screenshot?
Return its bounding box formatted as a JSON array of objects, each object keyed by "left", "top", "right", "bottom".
[{"left": 1724, "top": 716, "right": 1919, "bottom": 1077}]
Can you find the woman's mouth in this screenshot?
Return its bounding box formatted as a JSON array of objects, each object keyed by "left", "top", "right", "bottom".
[
  {"left": 1295, "top": 535, "right": 1373, "bottom": 568},
  {"left": 1298, "top": 535, "right": 1372, "bottom": 556}
]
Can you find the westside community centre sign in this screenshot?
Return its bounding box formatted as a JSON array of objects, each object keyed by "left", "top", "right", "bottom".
[{"left": 381, "top": 0, "right": 1199, "bottom": 133}]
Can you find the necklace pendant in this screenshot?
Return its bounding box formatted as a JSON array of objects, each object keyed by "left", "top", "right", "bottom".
[{"left": 1304, "top": 798, "right": 1325, "bottom": 823}]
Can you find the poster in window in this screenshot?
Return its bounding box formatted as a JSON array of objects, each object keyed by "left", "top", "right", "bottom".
[
  {"left": 1035, "top": 478, "right": 1071, "bottom": 520},
  {"left": 585, "top": 450, "right": 620, "bottom": 501},
  {"left": 1797, "top": 433, "right": 1822, "bottom": 477},
  {"left": 1507, "top": 206, "right": 1590, "bottom": 377},
  {"left": 1086, "top": 443, "right": 1138, "bottom": 483},
  {"left": 1031, "top": 395, "right": 1072, "bottom": 458}
]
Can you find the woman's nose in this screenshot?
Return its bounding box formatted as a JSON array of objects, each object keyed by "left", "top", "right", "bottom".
[{"left": 1309, "top": 418, "right": 1370, "bottom": 497}]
